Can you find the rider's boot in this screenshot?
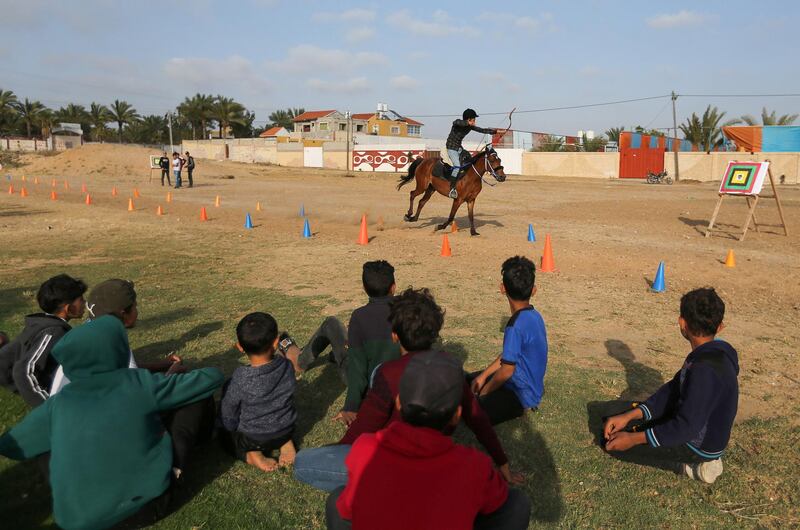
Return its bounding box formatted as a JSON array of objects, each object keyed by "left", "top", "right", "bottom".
[{"left": 448, "top": 176, "right": 458, "bottom": 199}]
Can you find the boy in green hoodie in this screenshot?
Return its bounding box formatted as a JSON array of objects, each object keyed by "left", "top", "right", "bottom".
[{"left": 0, "top": 316, "right": 224, "bottom": 529}]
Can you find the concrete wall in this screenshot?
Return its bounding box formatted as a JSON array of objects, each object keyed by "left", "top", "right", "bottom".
[
  {"left": 664, "top": 152, "right": 800, "bottom": 184},
  {"left": 521, "top": 152, "right": 620, "bottom": 178},
  {"left": 1, "top": 137, "right": 61, "bottom": 151}
]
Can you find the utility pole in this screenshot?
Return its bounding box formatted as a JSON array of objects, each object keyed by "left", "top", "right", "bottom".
[
  {"left": 671, "top": 91, "right": 680, "bottom": 182},
  {"left": 167, "top": 112, "right": 174, "bottom": 154},
  {"left": 345, "top": 111, "right": 351, "bottom": 172}
]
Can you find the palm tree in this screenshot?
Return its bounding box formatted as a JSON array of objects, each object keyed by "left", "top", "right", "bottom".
[
  {"left": 268, "top": 107, "right": 305, "bottom": 130},
  {"left": 178, "top": 93, "right": 214, "bottom": 140},
  {"left": 14, "top": 98, "right": 47, "bottom": 137},
  {"left": 736, "top": 107, "right": 799, "bottom": 126},
  {"left": 89, "top": 103, "right": 111, "bottom": 141},
  {"left": 55, "top": 103, "right": 89, "bottom": 124},
  {"left": 680, "top": 105, "right": 736, "bottom": 151},
  {"left": 108, "top": 99, "right": 140, "bottom": 143},
  {"left": 0, "top": 89, "right": 18, "bottom": 135},
  {"left": 210, "top": 96, "right": 246, "bottom": 138},
  {"left": 534, "top": 134, "right": 564, "bottom": 152},
  {"left": 37, "top": 108, "right": 55, "bottom": 138},
  {"left": 604, "top": 127, "right": 624, "bottom": 143}
]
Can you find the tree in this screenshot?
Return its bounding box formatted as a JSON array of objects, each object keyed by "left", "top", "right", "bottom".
[
  {"left": 36, "top": 108, "right": 55, "bottom": 139},
  {"left": 210, "top": 96, "right": 246, "bottom": 138},
  {"left": 14, "top": 98, "right": 47, "bottom": 137},
  {"left": 231, "top": 110, "right": 256, "bottom": 138},
  {"left": 680, "top": 105, "right": 736, "bottom": 151},
  {"left": 89, "top": 103, "right": 111, "bottom": 142},
  {"left": 268, "top": 107, "right": 305, "bottom": 130},
  {"left": 108, "top": 99, "right": 140, "bottom": 143},
  {"left": 125, "top": 115, "right": 167, "bottom": 144},
  {"left": 534, "top": 134, "right": 564, "bottom": 152},
  {"left": 178, "top": 93, "right": 214, "bottom": 140},
  {"left": 55, "top": 104, "right": 91, "bottom": 136},
  {"left": 633, "top": 126, "right": 665, "bottom": 137},
  {"left": 604, "top": 127, "right": 624, "bottom": 143},
  {"left": 581, "top": 134, "right": 607, "bottom": 152},
  {"left": 0, "top": 89, "right": 18, "bottom": 134},
  {"left": 736, "top": 107, "right": 799, "bottom": 126}
]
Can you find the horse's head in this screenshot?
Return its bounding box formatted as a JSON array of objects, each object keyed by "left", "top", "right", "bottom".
[{"left": 483, "top": 145, "right": 506, "bottom": 182}]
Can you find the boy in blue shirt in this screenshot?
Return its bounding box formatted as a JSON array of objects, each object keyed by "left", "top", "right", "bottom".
[{"left": 470, "top": 256, "right": 548, "bottom": 425}]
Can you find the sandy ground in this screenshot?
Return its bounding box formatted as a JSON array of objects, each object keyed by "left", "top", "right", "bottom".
[{"left": 3, "top": 144, "right": 800, "bottom": 423}]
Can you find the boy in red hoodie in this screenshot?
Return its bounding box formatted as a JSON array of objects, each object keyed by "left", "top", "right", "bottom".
[{"left": 326, "top": 351, "right": 531, "bottom": 530}]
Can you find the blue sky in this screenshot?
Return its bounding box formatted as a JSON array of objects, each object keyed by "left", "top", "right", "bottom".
[{"left": 0, "top": 0, "right": 798, "bottom": 136}]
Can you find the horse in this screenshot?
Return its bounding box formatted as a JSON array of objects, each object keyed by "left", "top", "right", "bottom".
[{"left": 397, "top": 146, "right": 506, "bottom": 236}]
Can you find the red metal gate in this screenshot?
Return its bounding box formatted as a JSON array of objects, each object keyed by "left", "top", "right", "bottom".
[{"left": 619, "top": 132, "right": 665, "bottom": 178}]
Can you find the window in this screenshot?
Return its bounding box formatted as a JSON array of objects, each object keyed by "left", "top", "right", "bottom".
[
  {"left": 319, "top": 122, "right": 329, "bottom": 131},
  {"left": 303, "top": 124, "right": 311, "bottom": 132},
  {"left": 407, "top": 125, "right": 420, "bottom": 136},
  {"left": 372, "top": 125, "right": 379, "bottom": 134},
  {"left": 391, "top": 126, "right": 400, "bottom": 135},
  {"left": 356, "top": 124, "right": 365, "bottom": 132},
  {"left": 339, "top": 123, "right": 347, "bottom": 131}
]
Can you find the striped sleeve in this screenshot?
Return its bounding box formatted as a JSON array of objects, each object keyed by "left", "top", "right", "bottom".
[{"left": 12, "top": 333, "right": 54, "bottom": 406}]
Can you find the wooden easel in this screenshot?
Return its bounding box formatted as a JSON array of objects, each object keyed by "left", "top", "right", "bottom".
[{"left": 705, "top": 161, "right": 789, "bottom": 241}]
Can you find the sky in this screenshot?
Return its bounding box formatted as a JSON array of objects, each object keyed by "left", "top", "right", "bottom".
[{"left": 1, "top": 0, "right": 798, "bottom": 137}]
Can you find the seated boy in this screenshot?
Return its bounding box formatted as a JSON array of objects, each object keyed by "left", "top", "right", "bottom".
[
  {"left": 469, "top": 256, "right": 548, "bottom": 425},
  {"left": 327, "top": 351, "right": 531, "bottom": 530},
  {"left": 333, "top": 260, "right": 401, "bottom": 426},
  {"left": 295, "top": 288, "right": 520, "bottom": 492},
  {"left": 0, "top": 316, "right": 224, "bottom": 529},
  {"left": 221, "top": 312, "right": 297, "bottom": 472},
  {"left": 603, "top": 288, "right": 738, "bottom": 484},
  {"left": 0, "top": 274, "right": 87, "bottom": 407}
]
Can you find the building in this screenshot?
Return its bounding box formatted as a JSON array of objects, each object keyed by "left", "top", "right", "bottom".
[
  {"left": 291, "top": 104, "right": 424, "bottom": 141},
  {"left": 353, "top": 103, "right": 424, "bottom": 137},
  {"left": 51, "top": 122, "right": 83, "bottom": 150},
  {"left": 259, "top": 126, "right": 290, "bottom": 139}
]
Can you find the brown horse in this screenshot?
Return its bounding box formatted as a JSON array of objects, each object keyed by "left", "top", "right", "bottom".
[{"left": 397, "top": 147, "right": 506, "bottom": 236}]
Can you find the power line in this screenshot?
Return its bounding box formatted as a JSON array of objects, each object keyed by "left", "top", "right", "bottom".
[{"left": 678, "top": 93, "right": 800, "bottom": 98}]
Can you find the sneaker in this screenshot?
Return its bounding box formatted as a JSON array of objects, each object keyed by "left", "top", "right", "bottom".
[
  {"left": 448, "top": 188, "right": 458, "bottom": 199},
  {"left": 681, "top": 459, "right": 723, "bottom": 484}
]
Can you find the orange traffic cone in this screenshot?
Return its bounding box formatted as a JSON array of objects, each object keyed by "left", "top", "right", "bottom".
[
  {"left": 156, "top": 205, "right": 163, "bottom": 216},
  {"left": 256, "top": 201, "right": 262, "bottom": 212},
  {"left": 85, "top": 194, "right": 92, "bottom": 205},
  {"left": 128, "top": 198, "right": 134, "bottom": 211},
  {"left": 200, "top": 207, "right": 208, "bottom": 221},
  {"left": 7, "top": 184, "right": 13, "bottom": 194},
  {"left": 21, "top": 175, "right": 26, "bottom": 182},
  {"left": 440, "top": 234, "right": 452, "bottom": 257},
  {"left": 358, "top": 214, "right": 369, "bottom": 245},
  {"left": 540, "top": 234, "right": 555, "bottom": 272},
  {"left": 724, "top": 249, "right": 736, "bottom": 268},
  {"left": 452, "top": 221, "right": 458, "bottom": 233},
  {"left": 81, "top": 183, "right": 87, "bottom": 193},
  {"left": 166, "top": 191, "right": 172, "bottom": 203},
  {"left": 112, "top": 186, "right": 118, "bottom": 197},
  {"left": 20, "top": 187, "right": 28, "bottom": 197},
  {"left": 215, "top": 195, "right": 220, "bottom": 207},
  {"left": 133, "top": 188, "right": 140, "bottom": 198},
  {"left": 34, "top": 177, "right": 39, "bottom": 185},
  {"left": 50, "top": 191, "right": 58, "bottom": 201}
]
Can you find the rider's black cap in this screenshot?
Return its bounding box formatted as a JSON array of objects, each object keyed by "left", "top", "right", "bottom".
[{"left": 462, "top": 108, "right": 478, "bottom": 120}]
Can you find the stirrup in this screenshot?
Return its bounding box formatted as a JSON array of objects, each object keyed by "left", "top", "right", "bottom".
[{"left": 448, "top": 187, "right": 458, "bottom": 199}]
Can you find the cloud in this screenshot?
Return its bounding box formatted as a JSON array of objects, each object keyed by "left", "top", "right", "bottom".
[
  {"left": 306, "top": 77, "right": 370, "bottom": 94},
  {"left": 388, "top": 9, "right": 477, "bottom": 37},
  {"left": 345, "top": 27, "right": 376, "bottom": 43},
  {"left": 267, "top": 45, "right": 387, "bottom": 74},
  {"left": 478, "top": 12, "right": 553, "bottom": 31},
  {"left": 164, "top": 55, "right": 273, "bottom": 93},
  {"left": 390, "top": 75, "right": 420, "bottom": 90},
  {"left": 314, "top": 8, "right": 375, "bottom": 22},
  {"left": 479, "top": 72, "right": 521, "bottom": 93},
  {"left": 647, "top": 10, "right": 711, "bottom": 28}
]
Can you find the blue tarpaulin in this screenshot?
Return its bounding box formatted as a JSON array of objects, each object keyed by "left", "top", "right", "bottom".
[
  {"left": 762, "top": 126, "right": 800, "bottom": 152},
  {"left": 631, "top": 133, "right": 641, "bottom": 148}
]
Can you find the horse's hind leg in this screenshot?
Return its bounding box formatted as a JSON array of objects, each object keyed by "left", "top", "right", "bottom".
[
  {"left": 405, "top": 184, "right": 425, "bottom": 221},
  {"left": 467, "top": 199, "right": 479, "bottom": 236},
  {"left": 412, "top": 186, "right": 435, "bottom": 222},
  {"left": 436, "top": 198, "right": 463, "bottom": 231}
]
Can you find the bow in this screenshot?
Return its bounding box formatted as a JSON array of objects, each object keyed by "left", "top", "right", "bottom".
[{"left": 495, "top": 107, "right": 516, "bottom": 143}]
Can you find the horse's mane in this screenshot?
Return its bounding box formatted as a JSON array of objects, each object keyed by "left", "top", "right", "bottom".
[{"left": 463, "top": 147, "right": 492, "bottom": 166}]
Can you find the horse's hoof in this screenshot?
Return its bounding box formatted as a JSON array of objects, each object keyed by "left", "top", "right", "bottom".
[
  {"left": 404, "top": 214, "right": 413, "bottom": 222},
  {"left": 436, "top": 224, "right": 447, "bottom": 231},
  {"left": 471, "top": 230, "right": 480, "bottom": 236}
]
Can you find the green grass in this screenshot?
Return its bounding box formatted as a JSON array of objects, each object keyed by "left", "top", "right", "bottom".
[{"left": 0, "top": 234, "right": 798, "bottom": 528}]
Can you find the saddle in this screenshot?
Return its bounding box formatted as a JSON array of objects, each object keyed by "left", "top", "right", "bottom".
[{"left": 432, "top": 156, "right": 469, "bottom": 182}]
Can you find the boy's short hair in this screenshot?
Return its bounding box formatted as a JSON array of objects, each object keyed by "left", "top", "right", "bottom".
[
  {"left": 362, "top": 260, "right": 395, "bottom": 298},
  {"left": 680, "top": 288, "right": 725, "bottom": 337},
  {"left": 389, "top": 288, "right": 443, "bottom": 352},
  {"left": 236, "top": 312, "right": 278, "bottom": 354},
  {"left": 501, "top": 256, "right": 536, "bottom": 301},
  {"left": 37, "top": 274, "right": 88, "bottom": 314},
  {"left": 399, "top": 351, "right": 463, "bottom": 431}
]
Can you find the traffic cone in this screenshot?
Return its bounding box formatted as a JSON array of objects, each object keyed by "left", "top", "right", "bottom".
[
  {"left": 156, "top": 205, "right": 163, "bottom": 216},
  {"left": 302, "top": 218, "right": 312, "bottom": 238},
  {"left": 452, "top": 221, "right": 458, "bottom": 233},
  {"left": 256, "top": 201, "right": 262, "bottom": 212},
  {"left": 166, "top": 191, "right": 172, "bottom": 203},
  {"left": 440, "top": 234, "right": 452, "bottom": 257},
  {"left": 651, "top": 262, "right": 666, "bottom": 293},
  {"left": 7, "top": 184, "right": 13, "bottom": 194},
  {"left": 244, "top": 213, "right": 253, "bottom": 229},
  {"left": 21, "top": 175, "right": 26, "bottom": 182},
  {"left": 112, "top": 186, "right": 118, "bottom": 197},
  {"left": 527, "top": 224, "right": 536, "bottom": 242},
  {"left": 128, "top": 198, "right": 134, "bottom": 211},
  {"left": 85, "top": 194, "right": 92, "bottom": 205},
  {"left": 81, "top": 183, "right": 87, "bottom": 193},
  {"left": 20, "top": 187, "right": 28, "bottom": 197},
  {"left": 200, "top": 207, "right": 208, "bottom": 221},
  {"left": 133, "top": 188, "right": 140, "bottom": 198},
  {"left": 724, "top": 249, "right": 736, "bottom": 268},
  {"left": 50, "top": 191, "right": 57, "bottom": 201},
  {"left": 540, "top": 234, "right": 555, "bottom": 272},
  {"left": 358, "top": 214, "right": 369, "bottom": 245},
  {"left": 34, "top": 177, "right": 39, "bottom": 185},
  {"left": 64, "top": 180, "right": 69, "bottom": 190},
  {"left": 299, "top": 204, "right": 305, "bottom": 217},
  {"left": 215, "top": 195, "right": 220, "bottom": 207}
]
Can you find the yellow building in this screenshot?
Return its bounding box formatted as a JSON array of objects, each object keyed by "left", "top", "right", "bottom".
[{"left": 352, "top": 109, "right": 423, "bottom": 137}]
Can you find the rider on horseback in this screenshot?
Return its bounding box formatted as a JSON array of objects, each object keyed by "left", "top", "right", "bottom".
[{"left": 445, "top": 109, "right": 498, "bottom": 199}]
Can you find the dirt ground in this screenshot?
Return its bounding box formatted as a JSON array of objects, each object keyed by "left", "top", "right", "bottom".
[{"left": 4, "top": 144, "right": 800, "bottom": 423}]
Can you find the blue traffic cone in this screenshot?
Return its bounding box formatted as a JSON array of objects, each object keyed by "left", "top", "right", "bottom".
[
  {"left": 299, "top": 204, "right": 305, "bottom": 217},
  {"left": 651, "top": 261, "right": 666, "bottom": 293},
  {"left": 244, "top": 213, "right": 253, "bottom": 229},
  {"left": 527, "top": 224, "right": 536, "bottom": 242},
  {"left": 302, "top": 218, "right": 311, "bottom": 238}
]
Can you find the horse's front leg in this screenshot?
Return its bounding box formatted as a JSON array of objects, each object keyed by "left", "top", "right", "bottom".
[
  {"left": 413, "top": 186, "right": 435, "bottom": 221},
  {"left": 437, "top": 198, "right": 463, "bottom": 231},
  {"left": 467, "top": 199, "right": 479, "bottom": 236}
]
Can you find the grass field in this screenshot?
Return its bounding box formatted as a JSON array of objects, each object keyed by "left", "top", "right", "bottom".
[{"left": 1, "top": 145, "right": 799, "bottom": 528}]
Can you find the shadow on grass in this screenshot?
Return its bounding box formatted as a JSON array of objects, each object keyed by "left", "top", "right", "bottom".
[
  {"left": 0, "top": 205, "right": 52, "bottom": 218},
  {"left": 0, "top": 458, "right": 54, "bottom": 528},
  {"left": 136, "top": 308, "right": 197, "bottom": 330},
  {"left": 135, "top": 321, "right": 224, "bottom": 362},
  {"left": 604, "top": 339, "right": 664, "bottom": 401},
  {"left": 294, "top": 363, "right": 345, "bottom": 448},
  {"left": 0, "top": 286, "right": 37, "bottom": 328}
]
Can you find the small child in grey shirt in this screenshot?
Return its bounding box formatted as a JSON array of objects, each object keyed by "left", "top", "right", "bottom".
[{"left": 221, "top": 312, "right": 296, "bottom": 471}]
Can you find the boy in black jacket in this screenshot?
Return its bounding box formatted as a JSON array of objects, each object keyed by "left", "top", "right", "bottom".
[
  {"left": 603, "top": 287, "right": 738, "bottom": 484},
  {"left": 0, "top": 274, "right": 87, "bottom": 407}
]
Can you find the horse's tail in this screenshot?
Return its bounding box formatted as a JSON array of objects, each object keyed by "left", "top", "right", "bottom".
[{"left": 397, "top": 157, "right": 423, "bottom": 190}]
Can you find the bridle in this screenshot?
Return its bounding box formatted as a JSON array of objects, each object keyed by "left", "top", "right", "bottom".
[{"left": 470, "top": 145, "right": 504, "bottom": 186}]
